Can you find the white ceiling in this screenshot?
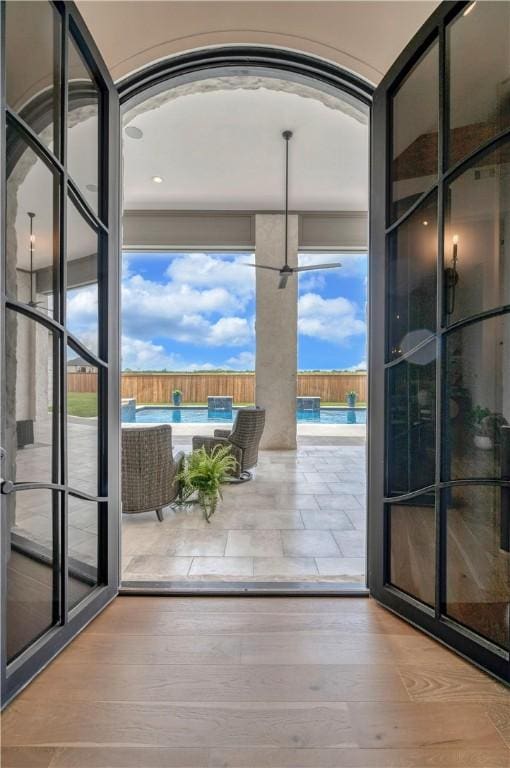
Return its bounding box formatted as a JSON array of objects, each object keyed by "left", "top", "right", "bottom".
[
  {"left": 77, "top": 1, "right": 439, "bottom": 85},
  {"left": 123, "top": 79, "right": 369, "bottom": 211}
]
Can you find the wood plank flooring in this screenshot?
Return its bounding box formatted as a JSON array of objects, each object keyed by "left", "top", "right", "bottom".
[{"left": 2, "top": 596, "right": 509, "bottom": 768}]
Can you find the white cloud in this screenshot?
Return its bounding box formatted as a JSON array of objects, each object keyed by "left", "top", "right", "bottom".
[
  {"left": 165, "top": 252, "right": 255, "bottom": 298},
  {"left": 122, "top": 271, "right": 253, "bottom": 347},
  {"left": 122, "top": 336, "right": 182, "bottom": 370},
  {"left": 121, "top": 335, "right": 233, "bottom": 371},
  {"left": 67, "top": 285, "right": 99, "bottom": 354},
  {"left": 207, "top": 316, "right": 252, "bottom": 346},
  {"left": 298, "top": 252, "right": 367, "bottom": 279},
  {"left": 225, "top": 351, "right": 255, "bottom": 370},
  {"left": 298, "top": 292, "right": 366, "bottom": 344},
  {"left": 345, "top": 359, "right": 367, "bottom": 371}
]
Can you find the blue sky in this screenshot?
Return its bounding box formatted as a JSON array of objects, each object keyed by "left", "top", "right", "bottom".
[{"left": 67, "top": 251, "right": 367, "bottom": 371}]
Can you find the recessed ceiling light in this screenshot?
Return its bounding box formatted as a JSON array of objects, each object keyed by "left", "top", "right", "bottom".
[
  {"left": 152, "top": 176, "right": 163, "bottom": 184},
  {"left": 423, "top": 220, "right": 429, "bottom": 226},
  {"left": 86, "top": 183, "right": 98, "bottom": 192},
  {"left": 125, "top": 125, "right": 143, "bottom": 139}
]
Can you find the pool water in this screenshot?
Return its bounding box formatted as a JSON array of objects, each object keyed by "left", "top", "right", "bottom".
[{"left": 127, "top": 407, "right": 367, "bottom": 425}]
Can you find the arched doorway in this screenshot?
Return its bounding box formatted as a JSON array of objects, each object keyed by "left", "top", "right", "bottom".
[{"left": 117, "top": 48, "right": 372, "bottom": 592}]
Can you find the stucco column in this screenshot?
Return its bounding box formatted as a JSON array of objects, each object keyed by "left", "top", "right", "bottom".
[{"left": 255, "top": 213, "right": 298, "bottom": 450}]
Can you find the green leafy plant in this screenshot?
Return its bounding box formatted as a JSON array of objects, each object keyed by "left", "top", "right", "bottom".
[
  {"left": 345, "top": 390, "right": 358, "bottom": 406},
  {"left": 173, "top": 389, "right": 182, "bottom": 396},
  {"left": 469, "top": 406, "right": 508, "bottom": 441},
  {"left": 468, "top": 405, "right": 492, "bottom": 435},
  {"left": 177, "top": 445, "right": 238, "bottom": 522}
]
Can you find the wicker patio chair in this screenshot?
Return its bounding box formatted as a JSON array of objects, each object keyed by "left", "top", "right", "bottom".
[
  {"left": 192, "top": 407, "right": 266, "bottom": 480},
  {"left": 122, "top": 425, "right": 184, "bottom": 521}
]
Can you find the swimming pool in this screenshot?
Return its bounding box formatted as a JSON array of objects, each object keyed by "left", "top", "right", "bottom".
[{"left": 125, "top": 407, "right": 367, "bottom": 425}]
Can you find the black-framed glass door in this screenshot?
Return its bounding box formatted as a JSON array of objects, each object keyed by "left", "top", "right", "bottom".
[
  {"left": 0, "top": 0, "right": 120, "bottom": 706},
  {"left": 369, "top": 0, "right": 509, "bottom": 682}
]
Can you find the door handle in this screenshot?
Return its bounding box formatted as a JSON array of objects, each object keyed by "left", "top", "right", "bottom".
[{"left": 0, "top": 447, "right": 13, "bottom": 493}]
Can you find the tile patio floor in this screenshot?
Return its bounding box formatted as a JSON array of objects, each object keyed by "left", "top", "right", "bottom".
[
  {"left": 11, "top": 421, "right": 367, "bottom": 585},
  {"left": 122, "top": 436, "right": 366, "bottom": 583}
]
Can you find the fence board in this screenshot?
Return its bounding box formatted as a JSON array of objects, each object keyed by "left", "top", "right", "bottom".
[{"left": 68, "top": 372, "right": 367, "bottom": 404}]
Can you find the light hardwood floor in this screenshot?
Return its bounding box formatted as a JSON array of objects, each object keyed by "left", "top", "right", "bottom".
[{"left": 1, "top": 596, "right": 509, "bottom": 768}]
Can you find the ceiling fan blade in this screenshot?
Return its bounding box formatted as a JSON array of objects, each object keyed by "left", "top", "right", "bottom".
[
  {"left": 294, "top": 263, "right": 342, "bottom": 272},
  {"left": 278, "top": 273, "right": 290, "bottom": 289},
  {"left": 241, "top": 263, "right": 281, "bottom": 271}
]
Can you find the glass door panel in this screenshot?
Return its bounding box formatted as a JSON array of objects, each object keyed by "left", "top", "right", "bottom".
[
  {"left": 446, "top": 485, "right": 510, "bottom": 650},
  {"left": 391, "top": 41, "right": 439, "bottom": 222},
  {"left": 66, "top": 345, "right": 99, "bottom": 497},
  {"left": 5, "top": 1, "right": 60, "bottom": 155},
  {"left": 445, "top": 143, "right": 510, "bottom": 325},
  {"left": 66, "top": 196, "right": 99, "bottom": 356},
  {"left": 444, "top": 314, "right": 510, "bottom": 482},
  {"left": 448, "top": 1, "right": 510, "bottom": 167},
  {"left": 68, "top": 496, "right": 99, "bottom": 610},
  {"left": 6, "top": 489, "right": 58, "bottom": 663},
  {"left": 386, "top": 341, "right": 436, "bottom": 496},
  {"left": 5, "top": 120, "right": 59, "bottom": 318},
  {"left": 1, "top": 2, "right": 120, "bottom": 706},
  {"left": 370, "top": 1, "right": 510, "bottom": 683},
  {"left": 6, "top": 310, "right": 58, "bottom": 486},
  {"left": 387, "top": 193, "right": 437, "bottom": 361},
  {"left": 67, "top": 35, "right": 100, "bottom": 214},
  {"left": 389, "top": 492, "right": 436, "bottom": 607}
]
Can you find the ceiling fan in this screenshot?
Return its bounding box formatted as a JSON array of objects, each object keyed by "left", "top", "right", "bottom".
[{"left": 244, "top": 130, "right": 342, "bottom": 289}]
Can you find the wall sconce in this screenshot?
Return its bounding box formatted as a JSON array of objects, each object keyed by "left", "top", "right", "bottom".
[{"left": 445, "top": 234, "right": 459, "bottom": 316}]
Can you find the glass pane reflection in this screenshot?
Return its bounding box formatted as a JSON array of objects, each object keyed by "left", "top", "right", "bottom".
[
  {"left": 391, "top": 41, "right": 438, "bottom": 221},
  {"left": 67, "top": 346, "right": 99, "bottom": 496},
  {"left": 389, "top": 492, "right": 436, "bottom": 607},
  {"left": 388, "top": 194, "right": 437, "bottom": 361},
  {"left": 5, "top": 309, "right": 57, "bottom": 486},
  {"left": 67, "top": 36, "right": 100, "bottom": 213},
  {"left": 6, "top": 489, "right": 57, "bottom": 662},
  {"left": 446, "top": 485, "right": 509, "bottom": 650},
  {"left": 68, "top": 496, "right": 99, "bottom": 609},
  {"left": 386, "top": 341, "right": 436, "bottom": 496},
  {"left": 449, "top": 1, "right": 510, "bottom": 166},
  {"left": 66, "top": 197, "right": 99, "bottom": 357},
  {"left": 5, "top": 1, "right": 60, "bottom": 154},
  {"left": 445, "top": 315, "right": 510, "bottom": 482},
  {"left": 445, "top": 142, "right": 510, "bottom": 325},
  {"left": 6, "top": 122, "right": 59, "bottom": 319}
]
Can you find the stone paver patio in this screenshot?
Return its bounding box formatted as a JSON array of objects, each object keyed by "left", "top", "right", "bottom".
[
  {"left": 123, "top": 434, "right": 366, "bottom": 583},
  {"left": 11, "top": 420, "right": 367, "bottom": 585}
]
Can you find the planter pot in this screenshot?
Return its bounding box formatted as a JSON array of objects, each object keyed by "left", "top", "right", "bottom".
[
  {"left": 346, "top": 396, "right": 357, "bottom": 408},
  {"left": 474, "top": 434, "right": 492, "bottom": 450},
  {"left": 172, "top": 393, "right": 182, "bottom": 406}
]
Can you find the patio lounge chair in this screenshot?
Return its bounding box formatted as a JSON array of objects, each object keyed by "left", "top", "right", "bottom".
[
  {"left": 192, "top": 407, "right": 266, "bottom": 480},
  {"left": 122, "top": 424, "right": 184, "bottom": 521}
]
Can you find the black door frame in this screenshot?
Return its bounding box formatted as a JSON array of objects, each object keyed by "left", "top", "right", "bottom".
[
  {"left": 370, "top": 0, "right": 509, "bottom": 684},
  {"left": 0, "top": 0, "right": 121, "bottom": 708},
  {"left": 118, "top": 47, "right": 374, "bottom": 596}
]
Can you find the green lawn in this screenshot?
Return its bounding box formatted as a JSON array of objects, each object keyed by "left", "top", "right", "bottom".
[{"left": 67, "top": 392, "right": 98, "bottom": 418}]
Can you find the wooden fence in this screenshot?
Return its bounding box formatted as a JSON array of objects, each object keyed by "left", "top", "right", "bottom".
[{"left": 68, "top": 371, "right": 367, "bottom": 404}]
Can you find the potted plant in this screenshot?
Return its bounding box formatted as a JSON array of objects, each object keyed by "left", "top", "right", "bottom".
[
  {"left": 172, "top": 388, "right": 182, "bottom": 406},
  {"left": 468, "top": 406, "right": 508, "bottom": 450},
  {"left": 346, "top": 390, "right": 358, "bottom": 408},
  {"left": 178, "top": 445, "right": 238, "bottom": 522}
]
